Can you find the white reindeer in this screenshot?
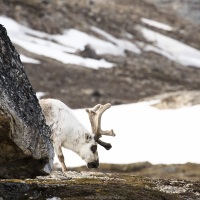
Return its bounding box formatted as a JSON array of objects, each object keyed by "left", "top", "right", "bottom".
[{"left": 39, "top": 99, "right": 115, "bottom": 172}]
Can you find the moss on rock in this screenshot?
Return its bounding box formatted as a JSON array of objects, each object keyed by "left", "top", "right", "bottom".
[{"left": 2, "top": 171, "right": 199, "bottom": 200}]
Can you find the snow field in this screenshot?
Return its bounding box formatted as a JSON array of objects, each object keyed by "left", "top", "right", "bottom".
[{"left": 54, "top": 101, "right": 200, "bottom": 167}]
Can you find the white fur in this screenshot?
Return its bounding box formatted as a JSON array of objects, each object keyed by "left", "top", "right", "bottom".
[{"left": 39, "top": 99, "right": 99, "bottom": 171}]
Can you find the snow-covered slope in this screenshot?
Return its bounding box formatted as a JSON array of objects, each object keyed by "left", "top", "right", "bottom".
[{"left": 1, "top": 16, "right": 200, "bottom": 68}]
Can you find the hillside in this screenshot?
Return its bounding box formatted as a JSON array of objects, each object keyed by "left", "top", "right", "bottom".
[{"left": 0, "top": 0, "right": 200, "bottom": 108}]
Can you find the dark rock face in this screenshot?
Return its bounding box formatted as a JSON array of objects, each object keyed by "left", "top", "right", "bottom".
[{"left": 0, "top": 24, "right": 54, "bottom": 178}]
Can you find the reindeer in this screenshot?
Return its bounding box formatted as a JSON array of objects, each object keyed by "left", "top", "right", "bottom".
[{"left": 39, "top": 99, "right": 115, "bottom": 172}]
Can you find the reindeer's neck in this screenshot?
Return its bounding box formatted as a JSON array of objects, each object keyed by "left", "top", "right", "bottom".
[
  {"left": 40, "top": 99, "right": 92, "bottom": 157},
  {"left": 60, "top": 123, "right": 88, "bottom": 153},
  {"left": 40, "top": 99, "right": 89, "bottom": 152}
]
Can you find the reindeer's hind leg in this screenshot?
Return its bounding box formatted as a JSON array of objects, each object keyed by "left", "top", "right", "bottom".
[{"left": 54, "top": 143, "right": 67, "bottom": 172}]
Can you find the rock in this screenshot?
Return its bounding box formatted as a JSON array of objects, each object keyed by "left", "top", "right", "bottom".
[
  {"left": 150, "top": 0, "right": 200, "bottom": 25},
  {"left": 79, "top": 45, "right": 100, "bottom": 59},
  {"left": 0, "top": 24, "right": 54, "bottom": 178},
  {"left": 1, "top": 171, "right": 200, "bottom": 199},
  {"left": 150, "top": 91, "right": 200, "bottom": 109}
]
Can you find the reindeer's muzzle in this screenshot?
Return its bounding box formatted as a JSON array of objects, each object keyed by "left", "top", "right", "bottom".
[{"left": 87, "top": 159, "right": 99, "bottom": 168}]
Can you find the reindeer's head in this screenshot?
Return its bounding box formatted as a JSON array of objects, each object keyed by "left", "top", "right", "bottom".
[
  {"left": 81, "top": 103, "right": 115, "bottom": 168},
  {"left": 79, "top": 132, "right": 99, "bottom": 168}
]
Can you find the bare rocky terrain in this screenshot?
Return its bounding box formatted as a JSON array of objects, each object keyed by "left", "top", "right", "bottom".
[{"left": 2, "top": 171, "right": 200, "bottom": 200}]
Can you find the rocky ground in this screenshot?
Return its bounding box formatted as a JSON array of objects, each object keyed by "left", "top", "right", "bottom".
[
  {"left": 1, "top": 0, "right": 200, "bottom": 196},
  {"left": 69, "top": 162, "right": 200, "bottom": 181},
  {"left": 2, "top": 171, "right": 200, "bottom": 200}
]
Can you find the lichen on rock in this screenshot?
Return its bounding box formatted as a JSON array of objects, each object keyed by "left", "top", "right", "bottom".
[
  {"left": 2, "top": 171, "right": 200, "bottom": 199},
  {"left": 0, "top": 24, "right": 54, "bottom": 178}
]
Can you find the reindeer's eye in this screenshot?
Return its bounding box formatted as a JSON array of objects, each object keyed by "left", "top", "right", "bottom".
[
  {"left": 85, "top": 134, "right": 92, "bottom": 141},
  {"left": 91, "top": 145, "right": 97, "bottom": 153}
]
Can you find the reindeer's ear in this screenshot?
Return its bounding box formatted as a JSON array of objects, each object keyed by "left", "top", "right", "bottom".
[{"left": 85, "top": 133, "right": 92, "bottom": 142}]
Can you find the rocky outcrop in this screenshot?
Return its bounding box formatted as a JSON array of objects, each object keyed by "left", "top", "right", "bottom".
[
  {"left": 145, "top": 91, "right": 200, "bottom": 109},
  {"left": 150, "top": 0, "right": 200, "bottom": 25},
  {"left": 0, "top": 24, "right": 54, "bottom": 178}
]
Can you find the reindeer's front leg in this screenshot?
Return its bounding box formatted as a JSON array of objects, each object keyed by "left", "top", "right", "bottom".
[{"left": 54, "top": 143, "right": 67, "bottom": 172}]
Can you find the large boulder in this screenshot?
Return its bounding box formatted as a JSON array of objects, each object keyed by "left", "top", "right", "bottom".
[{"left": 0, "top": 24, "right": 54, "bottom": 178}]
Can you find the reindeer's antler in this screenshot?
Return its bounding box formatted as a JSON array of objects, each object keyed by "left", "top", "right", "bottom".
[{"left": 86, "top": 103, "right": 115, "bottom": 150}]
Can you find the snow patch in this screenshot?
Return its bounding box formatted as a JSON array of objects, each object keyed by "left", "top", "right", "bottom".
[
  {"left": 141, "top": 18, "right": 173, "bottom": 31},
  {"left": 139, "top": 26, "right": 200, "bottom": 68},
  {"left": 20, "top": 54, "right": 40, "bottom": 64},
  {"left": 53, "top": 29, "right": 125, "bottom": 56},
  {"left": 0, "top": 16, "right": 114, "bottom": 69},
  {"left": 91, "top": 26, "right": 141, "bottom": 54},
  {"left": 36, "top": 92, "right": 46, "bottom": 99}
]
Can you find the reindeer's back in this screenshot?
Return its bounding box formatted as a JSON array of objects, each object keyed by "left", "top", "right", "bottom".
[
  {"left": 39, "top": 99, "right": 88, "bottom": 137},
  {"left": 39, "top": 99, "right": 71, "bottom": 125}
]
